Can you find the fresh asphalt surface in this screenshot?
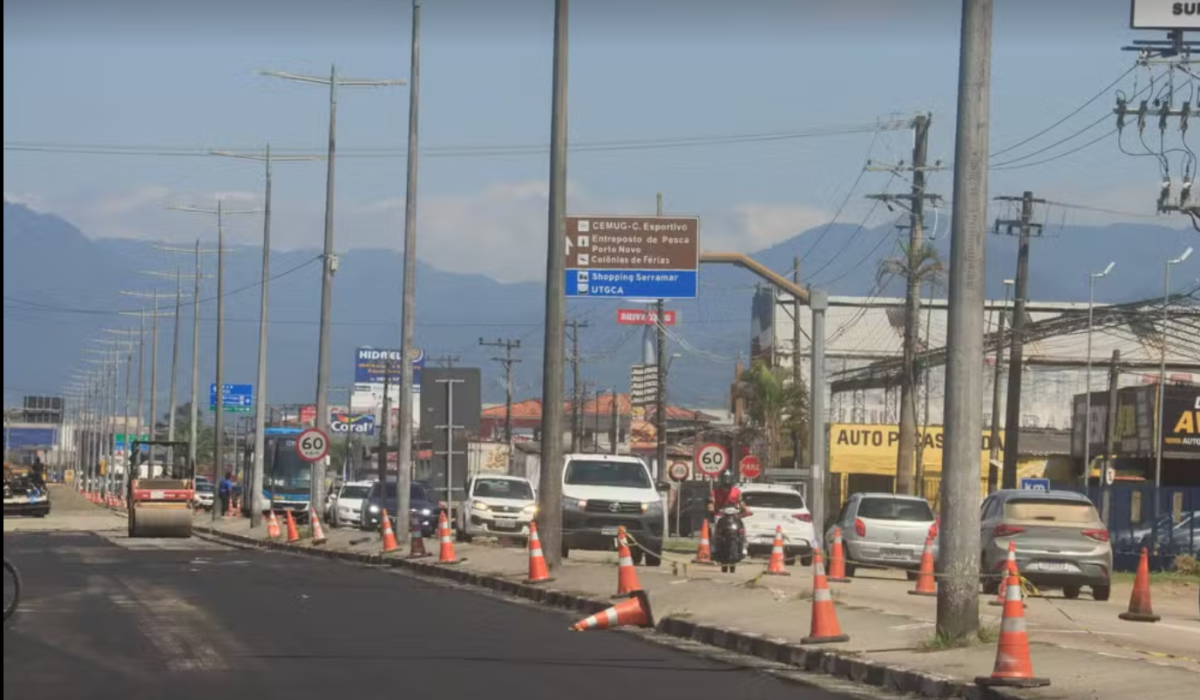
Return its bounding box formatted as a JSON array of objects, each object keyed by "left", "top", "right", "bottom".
[{"left": 4, "top": 497, "right": 855, "bottom": 700}]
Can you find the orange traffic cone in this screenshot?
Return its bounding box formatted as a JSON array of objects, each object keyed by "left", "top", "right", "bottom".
[
  {"left": 380, "top": 510, "right": 400, "bottom": 553},
  {"left": 975, "top": 566, "right": 1050, "bottom": 688},
  {"left": 437, "top": 511, "right": 461, "bottom": 564},
  {"left": 524, "top": 522, "right": 553, "bottom": 584},
  {"left": 827, "top": 527, "right": 851, "bottom": 583},
  {"left": 693, "top": 519, "right": 715, "bottom": 565},
  {"left": 802, "top": 548, "right": 849, "bottom": 644},
  {"left": 408, "top": 515, "right": 430, "bottom": 558},
  {"left": 909, "top": 534, "right": 937, "bottom": 597},
  {"left": 990, "top": 542, "right": 1026, "bottom": 608},
  {"left": 310, "top": 513, "right": 328, "bottom": 546},
  {"left": 570, "top": 590, "right": 655, "bottom": 632},
  {"left": 614, "top": 527, "right": 643, "bottom": 596},
  {"left": 266, "top": 511, "right": 282, "bottom": 539},
  {"left": 1119, "top": 548, "right": 1161, "bottom": 623},
  {"left": 285, "top": 510, "right": 301, "bottom": 543},
  {"left": 764, "top": 526, "right": 790, "bottom": 576}
]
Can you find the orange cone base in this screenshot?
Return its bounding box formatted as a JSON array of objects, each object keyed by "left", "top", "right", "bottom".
[
  {"left": 975, "top": 676, "right": 1050, "bottom": 689},
  {"left": 801, "top": 633, "right": 849, "bottom": 645},
  {"left": 989, "top": 599, "right": 1027, "bottom": 608},
  {"left": 908, "top": 590, "right": 936, "bottom": 597},
  {"left": 438, "top": 558, "right": 464, "bottom": 565},
  {"left": 527, "top": 576, "right": 555, "bottom": 585},
  {"left": 1118, "top": 611, "right": 1161, "bottom": 623}
]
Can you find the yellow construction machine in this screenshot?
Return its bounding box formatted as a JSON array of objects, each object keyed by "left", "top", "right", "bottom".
[{"left": 126, "top": 440, "right": 194, "bottom": 538}]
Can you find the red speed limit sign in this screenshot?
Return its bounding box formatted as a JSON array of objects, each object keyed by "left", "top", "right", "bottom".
[
  {"left": 739, "top": 455, "right": 763, "bottom": 479},
  {"left": 694, "top": 443, "right": 730, "bottom": 477},
  {"left": 296, "top": 428, "right": 330, "bottom": 463}
]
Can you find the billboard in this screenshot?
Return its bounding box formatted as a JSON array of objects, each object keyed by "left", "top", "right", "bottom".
[
  {"left": 1161, "top": 387, "right": 1200, "bottom": 457},
  {"left": 828, "top": 423, "right": 1003, "bottom": 478},
  {"left": 354, "top": 347, "right": 425, "bottom": 386},
  {"left": 1131, "top": 0, "right": 1200, "bottom": 30},
  {"left": 330, "top": 410, "right": 376, "bottom": 436}
]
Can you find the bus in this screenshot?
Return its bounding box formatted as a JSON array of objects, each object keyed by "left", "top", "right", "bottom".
[{"left": 243, "top": 427, "right": 314, "bottom": 522}]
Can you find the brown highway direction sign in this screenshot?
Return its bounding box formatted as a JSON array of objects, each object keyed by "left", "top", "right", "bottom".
[{"left": 564, "top": 215, "right": 699, "bottom": 299}]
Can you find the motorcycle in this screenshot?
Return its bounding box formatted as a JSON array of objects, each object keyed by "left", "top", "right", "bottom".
[{"left": 711, "top": 505, "right": 747, "bottom": 573}]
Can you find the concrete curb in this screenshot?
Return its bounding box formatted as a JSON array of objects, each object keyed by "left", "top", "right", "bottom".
[{"left": 195, "top": 526, "right": 1028, "bottom": 700}]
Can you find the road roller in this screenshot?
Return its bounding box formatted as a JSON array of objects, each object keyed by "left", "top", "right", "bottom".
[{"left": 126, "top": 440, "right": 195, "bottom": 538}]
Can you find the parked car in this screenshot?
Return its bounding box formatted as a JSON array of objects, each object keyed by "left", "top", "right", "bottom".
[
  {"left": 560, "top": 454, "right": 665, "bottom": 566},
  {"left": 3, "top": 467, "right": 50, "bottom": 518},
  {"left": 361, "top": 481, "right": 439, "bottom": 536},
  {"left": 740, "top": 484, "right": 815, "bottom": 565},
  {"left": 1138, "top": 510, "right": 1200, "bottom": 558},
  {"left": 827, "top": 492, "right": 938, "bottom": 579},
  {"left": 333, "top": 481, "right": 374, "bottom": 527},
  {"left": 980, "top": 489, "right": 1112, "bottom": 601},
  {"left": 192, "top": 480, "right": 215, "bottom": 511},
  {"left": 456, "top": 475, "right": 537, "bottom": 543}
]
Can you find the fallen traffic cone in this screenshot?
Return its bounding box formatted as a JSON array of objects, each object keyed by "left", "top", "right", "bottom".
[
  {"left": 802, "top": 548, "right": 849, "bottom": 644},
  {"left": 1119, "top": 548, "right": 1161, "bottom": 623},
  {"left": 614, "top": 527, "right": 643, "bottom": 596},
  {"left": 408, "top": 515, "right": 430, "bottom": 558},
  {"left": 524, "top": 522, "right": 553, "bottom": 584},
  {"left": 266, "top": 511, "right": 282, "bottom": 539},
  {"left": 827, "top": 527, "right": 851, "bottom": 583},
  {"left": 380, "top": 510, "right": 400, "bottom": 553},
  {"left": 570, "top": 590, "right": 654, "bottom": 632},
  {"left": 284, "top": 510, "right": 301, "bottom": 543},
  {"left": 990, "top": 542, "right": 1026, "bottom": 608},
  {"left": 975, "top": 566, "right": 1050, "bottom": 688},
  {"left": 693, "top": 519, "right": 715, "bottom": 565},
  {"left": 909, "top": 534, "right": 937, "bottom": 597},
  {"left": 764, "top": 526, "right": 790, "bottom": 576},
  {"left": 310, "top": 512, "right": 328, "bottom": 546},
  {"left": 437, "top": 511, "right": 461, "bottom": 564}
]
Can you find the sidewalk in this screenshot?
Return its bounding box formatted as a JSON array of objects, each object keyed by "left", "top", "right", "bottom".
[{"left": 198, "top": 515, "right": 1200, "bottom": 700}]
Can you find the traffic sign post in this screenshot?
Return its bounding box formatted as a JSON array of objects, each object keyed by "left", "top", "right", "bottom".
[
  {"left": 296, "top": 428, "right": 330, "bottom": 463},
  {"left": 209, "top": 383, "right": 254, "bottom": 413},
  {"left": 1019, "top": 478, "right": 1050, "bottom": 492},
  {"left": 694, "top": 442, "right": 730, "bottom": 478},
  {"left": 739, "top": 455, "right": 763, "bottom": 480},
  {"left": 667, "top": 462, "right": 689, "bottom": 482},
  {"left": 564, "top": 215, "right": 700, "bottom": 299}
]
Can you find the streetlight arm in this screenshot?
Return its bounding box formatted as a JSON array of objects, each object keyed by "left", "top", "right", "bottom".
[{"left": 259, "top": 70, "right": 332, "bottom": 85}]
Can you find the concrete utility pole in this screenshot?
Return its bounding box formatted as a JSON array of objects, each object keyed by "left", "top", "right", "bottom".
[
  {"left": 808, "top": 288, "right": 828, "bottom": 542},
  {"left": 566, "top": 319, "right": 589, "bottom": 452},
  {"left": 378, "top": 356, "right": 393, "bottom": 490},
  {"left": 792, "top": 256, "right": 803, "bottom": 470},
  {"left": 610, "top": 388, "right": 620, "bottom": 455},
  {"left": 538, "top": 0, "right": 570, "bottom": 571},
  {"left": 1157, "top": 246, "right": 1193, "bottom": 503},
  {"left": 987, "top": 279, "right": 1014, "bottom": 494},
  {"left": 211, "top": 146, "right": 321, "bottom": 528},
  {"left": 1084, "top": 261, "right": 1116, "bottom": 490},
  {"left": 262, "top": 65, "right": 405, "bottom": 518},
  {"left": 994, "top": 191, "right": 1045, "bottom": 488},
  {"left": 939, "top": 0, "right": 993, "bottom": 644},
  {"left": 867, "top": 113, "right": 940, "bottom": 496},
  {"left": 1102, "top": 349, "right": 1121, "bottom": 525},
  {"left": 654, "top": 193, "right": 668, "bottom": 478},
  {"left": 479, "top": 338, "right": 522, "bottom": 444}
]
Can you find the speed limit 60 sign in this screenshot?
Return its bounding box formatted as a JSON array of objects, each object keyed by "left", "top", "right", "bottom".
[
  {"left": 296, "top": 428, "right": 330, "bottom": 463},
  {"left": 694, "top": 443, "right": 730, "bottom": 477}
]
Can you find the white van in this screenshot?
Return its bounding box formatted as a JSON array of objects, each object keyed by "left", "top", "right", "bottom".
[{"left": 560, "top": 453, "right": 666, "bottom": 566}]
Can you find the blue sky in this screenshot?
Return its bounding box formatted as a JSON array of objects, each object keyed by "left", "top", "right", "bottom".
[{"left": 2, "top": 0, "right": 1179, "bottom": 283}]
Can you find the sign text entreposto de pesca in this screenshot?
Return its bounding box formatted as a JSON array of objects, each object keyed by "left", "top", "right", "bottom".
[{"left": 564, "top": 215, "right": 699, "bottom": 299}]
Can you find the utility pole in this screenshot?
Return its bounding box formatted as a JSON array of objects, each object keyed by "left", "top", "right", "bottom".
[
  {"left": 654, "top": 192, "right": 668, "bottom": 479},
  {"left": 479, "top": 338, "right": 522, "bottom": 445},
  {"left": 538, "top": 0, "right": 569, "bottom": 570},
  {"left": 994, "top": 190, "right": 1045, "bottom": 488},
  {"left": 566, "top": 319, "right": 589, "bottom": 452},
  {"left": 867, "top": 113, "right": 941, "bottom": 495},
  {"left": 939, "top": 0, "right": 993, "bottom": 644},
  {"left": 378, "top": 355, "right": 393, "bottom": 489},
  {"left": 211, "top": 146, "right": 321, "bottom": 528},
  {"left": 262, "top": 65, "right": 405, "bottom": 521},
  {"left": 792, "top": 256, "right": 802, "bottom": 470},
  {"left": 1102, "top": 349, "right": 1121, "bottom": 524},
  {"left": 610, "top": 388, "right": 619, "bottom": 455},
  {"left": 987, "top": 279, "right": 1013, "bottom": 494}
]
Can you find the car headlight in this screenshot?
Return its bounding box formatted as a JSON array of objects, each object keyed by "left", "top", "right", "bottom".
[
  {"left": 571, "top": 499, "right": 588, "bottom": 510},
  {"left": 368, "top": 504, "right": 380, "bottom": 514},
  {"left": 420, "top": 508, "right": 432, "bottom": 516},
  {"left": 523, "top": 504, "right": 538, "bottom": 515},
  {"left": 641, "top": 501, "right": 662, "bottom": 513},
  {"left": 473, "top": 502, "right": 491, "bottom": 512}
]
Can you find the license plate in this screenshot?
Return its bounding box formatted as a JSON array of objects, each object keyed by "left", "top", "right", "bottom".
[
  {"left": 880, "top": 547, "right": 909, "bottom": 560},
  {"left": 601, "top": 526, "right": 620, "bottom": 536},
  {"left": 493, "top": 520, "right": 518, "bottom": 530},
  {"left": 1030, "top": 561, "right": 1076, "bottom": 573},
  {"left": 150, "top": 490, "right": 165, "bottom": 500}
]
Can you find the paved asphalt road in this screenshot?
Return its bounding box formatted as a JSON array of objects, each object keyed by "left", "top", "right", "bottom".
[{"left": 4, "top": 518, "right": 859, "bottom": 700}]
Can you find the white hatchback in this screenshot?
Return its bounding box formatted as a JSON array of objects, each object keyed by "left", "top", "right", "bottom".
[
  {"left": 334, "top": 481, "right": 375, "bottom": 527},
  {"left": 457, "top": 475, "right": 538, "bottom": 542},
  {"left": 740, "top": 484, "right": 815, "bottom": 566}
]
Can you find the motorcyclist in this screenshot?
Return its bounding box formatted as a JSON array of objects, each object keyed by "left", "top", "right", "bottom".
[{"left": 707, "top": 469, "right": 749, "bottom": 557}]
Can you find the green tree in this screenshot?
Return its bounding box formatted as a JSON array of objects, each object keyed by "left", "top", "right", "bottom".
[
  {"left": 736, "top": 360, "right": 809, "bottom": 468},
  {"left": 171, "top": 403, "right": 216, "bottom": 469}
]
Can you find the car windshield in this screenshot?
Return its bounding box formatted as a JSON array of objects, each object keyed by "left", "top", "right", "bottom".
[
  {"left": 474, "top": 478, "right": 533, "bottom": 500},
  {"left": 375, "top": 483, "right": 430, "bottom": 502},
  {"left": 564, "top": 460, "right": 651, "bottom": 488},
  {"left": 742, "top": 490, "right": 806, "bottom": 510},
  {"left": 857, "top": 497, "right": 934, "bottom": 522},
  {"left": 340, "top": 485, "right": 372, "bottom": 500},
  {"left": 1004, "top": 499, "right": 1098, "bottom": 523}
]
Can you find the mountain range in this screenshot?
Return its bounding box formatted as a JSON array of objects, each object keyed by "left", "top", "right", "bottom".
[{"left": 4, "top": 201, "right": 1194, "bottom": 414}]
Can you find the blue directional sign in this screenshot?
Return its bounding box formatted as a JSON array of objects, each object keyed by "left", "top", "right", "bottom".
[
  {"left": 1019, "top": 478, "right": 1050, "bottom": 492},
  {"left": 563, "top": 215, "right": 699, "bottom": 300},
  {"left": 209, "top": 383, "right": 254, "bottom": 413}
]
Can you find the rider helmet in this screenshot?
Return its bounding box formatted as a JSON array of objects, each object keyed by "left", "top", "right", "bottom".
[{"left": 717, "top": 467, "right": 738, "bottom": 489}]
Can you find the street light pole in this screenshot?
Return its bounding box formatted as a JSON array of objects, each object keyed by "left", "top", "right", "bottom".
[
  {"left": 1156, "top": 247, "right": 1193, "bottom": 502},
  {"left": 261, "top": 65, "right": 404, "bottom": 515},
  {"left": 987, "top": 279, "right": 1013, "bottom": 494},
  {"left": 1084, "top": 262, "right": 1115, "bottom": 492}
]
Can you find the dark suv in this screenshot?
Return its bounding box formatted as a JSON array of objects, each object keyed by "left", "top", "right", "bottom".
[{"left": 361, "top": 481, "right": 440, "bottom": 537}]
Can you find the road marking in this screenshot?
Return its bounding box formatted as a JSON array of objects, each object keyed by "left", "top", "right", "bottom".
[{"left": 1157, "top": 623, "right": 1200, "bottom": 635}]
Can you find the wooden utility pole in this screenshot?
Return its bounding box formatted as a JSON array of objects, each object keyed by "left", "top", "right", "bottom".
[
  {"left": 994, "top": 191, "right": 1045, "bottom": 488},
  {"left": 479, "top": 338, "right": 522, "bottom": 444},
  {"left": 867, "top": 113, "right": 940, "bottom": 495},
  {"left": 566, "top": 319, "right": 589, "bottom": 453}
]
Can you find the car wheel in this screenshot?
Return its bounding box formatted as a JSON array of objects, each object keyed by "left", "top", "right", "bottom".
[
  {"left": 785, "top": 555, "right": 797, "bottom": 566},
  {"left": 561, "top": 543, "right": 570, "bottom": 559},
  {"left": 631, "top": 547, "right": 645, "bottom": 566},
  {"left": 844, "top": 563, "right": 857, "bottom": 578},
  {"left": 1092, "top": 584, "right": 1112, "bottom": 602},
  {"left": 800, "top": 554, "right": 814, "bottom": 567},
  {"left": 906, "top": 571, "right": 920, "bottom": 582},
  {"left": 458, "top": 528, "right": 473, "bottom": 544},
  {"left": 1062, "top": 585, "right": 1082, "bottom": 600},
  {"left": 645, "top": 553, "right": 662, "bottom": 567}
]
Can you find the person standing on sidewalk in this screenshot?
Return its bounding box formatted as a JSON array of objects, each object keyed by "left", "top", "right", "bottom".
[{"left": 218, "top": 471, "right": 233, "bottom": 516}]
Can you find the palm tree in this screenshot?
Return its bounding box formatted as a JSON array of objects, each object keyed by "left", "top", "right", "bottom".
[
  {"left": 877, "top": 241, "right": 945, "bottom": 496},
  {"left": 737, "top": 360, "right": 808, "bottom": 468}
]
